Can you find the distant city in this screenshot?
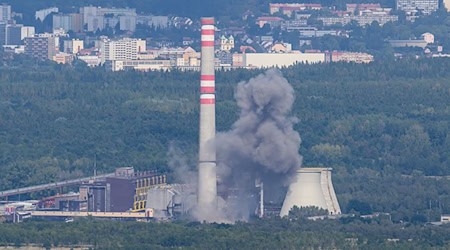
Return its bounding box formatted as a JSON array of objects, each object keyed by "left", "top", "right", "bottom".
[{"left": 0, "top": 1, "right": 448, "bottom": 71}]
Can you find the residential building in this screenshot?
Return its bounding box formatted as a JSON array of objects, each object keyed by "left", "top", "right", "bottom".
[
  {"left": 257, "top": 17, "right": 283, "bottom": 28},
  {"left": 104, "top": 16, "right": 119, "bottom": 29},
  {"left": 182, "top": 37, "right": 194, "bottom": 46},
  {"left": 281, "top": 20, "right": 308, "bottom": 31},
  {"left": 86, "top": 15, "right": 105, "bottom": 32},
  {"left": 137, "top": 15, "right": 169, "bottom": 29},
  {"left": 101, "top": 7, "right": 136, "bottom": 17},
  {"left": 298, "top": 28, "right": 342, "bottom": 38},
  {"left": 318, "top": 13, "right": 398, "bottom": 26},
  {"left": 346, "top": 3, "right": 382, "bottom": 13},
  {"left": 21, "top": 26, "right": 35, "bottom": 40},
  {"left": 77, "top": 55, "right": 101, "bottom": 67},
  {"left": 5, "top": 24, "right": 22, "bottom": 45},
  {"left": 421, "top": 32, "right": 434, "bottom": 44},
  {"left": 0, "top": 22, "right": 6, "bottom": 46},
  {"left": 80, "top": 6, "right": 98, "bottom": 23},
  {"left": 100, "top": 38, "right": 146, "bottom": 64},
  {"left": 70, "top": 14, "right": 83, "bottom": 32},
  {"left": 388, "top": 39, "right": 428, "bottom": 48},
  {"left": 157, "top": 46, "right": 196, "bottom": 60},
  {"left": 270, "top": 42, "right": 292, "bottom": 53},
  {"left": 119, "top": 15, "right": 137, "bottom": 32},
  {"left": 64, "top": 39, "right": 84, "bottom": 54},
  {"left": 220, "top": 35, "right": 235, "bottom": 52},
  {"left": 269, "top": 3, "right": 322, "bottom": 17},
  {"left": 232, "top": 53, "right": 245, "bottom": 67},
  {"left": 0, "top": 4, "right": 11, "bottom": 22},
  {"left": 53, "top": 52, "right": 74, "bottom": 64},
  {"left": 80, "top": 6, "right": 137, "bottom": 32},
  {"left": 24, "top": 36, "right": 57, "bottom": 60},
  {"left": 3, "top": 45, "right": 25, "bottom": 54},
  {"left": 35, "top": 7, "right": 58, "bottom": 21},
  {"left": 53, "top": 14, "right": 72, "bottom": 32},
  {"left": 216, "top": 51, "right": 233, "bottom": 66},
  {"left": 445, "top": 0, "right": 450, "bottom": 12},
  {"left": 396, "top": 0, "right": 438, "bottom": 15}
]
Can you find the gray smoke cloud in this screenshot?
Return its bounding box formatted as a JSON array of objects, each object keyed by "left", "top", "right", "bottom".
[
  {"left": 167, "top": 142, "right": 197, "bottom": 185},
  {"left": 216, "top": 69, "right": 303, "bottom": 220}
]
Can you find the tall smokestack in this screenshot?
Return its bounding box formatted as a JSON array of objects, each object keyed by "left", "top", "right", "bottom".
[{"left": 197, "top": 17, "right": 217, "bottom": 208}]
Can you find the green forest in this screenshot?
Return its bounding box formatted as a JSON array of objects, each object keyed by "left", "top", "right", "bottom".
[
  {"left": 2, "top": 57, "right": 450, "bottom": 221},
  {"left": 2, "top": 58, "right": 450, "bottom": 246},
  {"left": 1, "top": 217, "right": 450, "bottom": 249}
]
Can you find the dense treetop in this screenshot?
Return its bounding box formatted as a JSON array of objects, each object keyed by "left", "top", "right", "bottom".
[{"left": 1, "top": 58, "right": 450, "bottom": 221}]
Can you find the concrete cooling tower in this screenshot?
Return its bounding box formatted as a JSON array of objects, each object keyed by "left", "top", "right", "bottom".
[{"left": 280, "top": 168, "right": 341, "bottom": 217}]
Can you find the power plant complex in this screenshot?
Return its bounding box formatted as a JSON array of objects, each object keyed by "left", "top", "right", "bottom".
[{"left": 0, "top": 17, "right": 341, "bottom": 223}]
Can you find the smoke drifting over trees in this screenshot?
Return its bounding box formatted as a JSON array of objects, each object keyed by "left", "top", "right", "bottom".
[{"left": 216, "top": 70, "right": 303, "bottom": 220}]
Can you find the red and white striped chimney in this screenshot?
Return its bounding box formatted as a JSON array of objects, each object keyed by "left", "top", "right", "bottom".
[{"left": 198, "top": 17, "right": 217, "bottom": 208}]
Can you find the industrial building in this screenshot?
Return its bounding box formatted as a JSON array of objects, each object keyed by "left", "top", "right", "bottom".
[
  {"left": 329, "top": 52, "right": 374, "bottom": 64},
  {"left": 244, "top": 52, "right": 325, "bottom": 68},
  {"left": 145, "top": 184, "right": 196, "bottom": 220},
  {"left": 0, "top": 167, "right": 167, "bottom": 222},
  {"left": 78, "top": 167, "right": 166, "bottom": 212}
]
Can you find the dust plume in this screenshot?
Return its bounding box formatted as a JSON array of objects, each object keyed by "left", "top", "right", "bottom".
[
  {"left": 216, "top": 69, "right": 303, "bottom": 220},
  {"left": 167, "top": 142, "right": 197, "bottom": 185}
]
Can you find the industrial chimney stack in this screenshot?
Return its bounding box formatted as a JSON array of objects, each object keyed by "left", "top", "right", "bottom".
[{"left": 197, "top": 17, "right": 217, "bottom": 208}]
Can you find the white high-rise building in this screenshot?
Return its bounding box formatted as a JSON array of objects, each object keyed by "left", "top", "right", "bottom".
[
  {"left": 80, "top": 6, "right": 137, "bottom": 32},
  {"left": 137, "top": 15, "right": 169, "bottom": 29},
  {"left": 64, "top": 39, "right": 84, "bottom": 54},
  {"left": 86, "top": 15, "right": 105, "bottom": 32},
  {"left": 21, "top": 26, "right": 35, "bottom": 40},
  {"left": 445, "top": 0, "right": 450, "bottom": 11},
  {"left": 100, "top": 38, "right": 146, "bottom": 64},
  {"left": 396, "top": 0, "right": 438, "bottom": 15},
  {"left": 0, "top": 4, "right": 11, "bottom": 22},
  {"left": 35, "top": 7, "right": 59, "bottom": 21},
  {"left": 53, "top": 14, "right": 72, "bottom": 31},
  {"left": 119, "top": 15, "right": 137, "bottom": 32}
]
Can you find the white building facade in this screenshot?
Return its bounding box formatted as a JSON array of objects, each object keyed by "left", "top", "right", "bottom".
[
  {"left": 100, "top": 38, "right": 146, "bottom": 64},
  {"left": 0, "top": 4, "right": 11, "bottom": 22},
  {"left": 396, "top": 0, "right": 438, "bottom": 15}
]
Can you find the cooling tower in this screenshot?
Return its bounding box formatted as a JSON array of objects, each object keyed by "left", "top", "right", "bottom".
[{"left": 280, "top": 168, "right": 341, "bottom": 217}]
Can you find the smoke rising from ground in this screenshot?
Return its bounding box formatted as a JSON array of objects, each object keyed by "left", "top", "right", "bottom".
[
  {"left": 167, "top": 142, "right": 197, "bottom": 185},
  {"left": 216, "top": 69, "right": 303, "bottom": 221}
]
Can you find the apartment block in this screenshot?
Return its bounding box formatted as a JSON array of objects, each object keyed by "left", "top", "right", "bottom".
[
  {"left": 24, "top": 36, "right": 57, "bottom": 60},
  {"left": 396, "top": 0, "right": 438, "bottom": 15}
]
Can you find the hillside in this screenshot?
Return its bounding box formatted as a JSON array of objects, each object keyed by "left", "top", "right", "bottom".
[{"left": 1, "top": 59, "right": 450, "bottom": 219}]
